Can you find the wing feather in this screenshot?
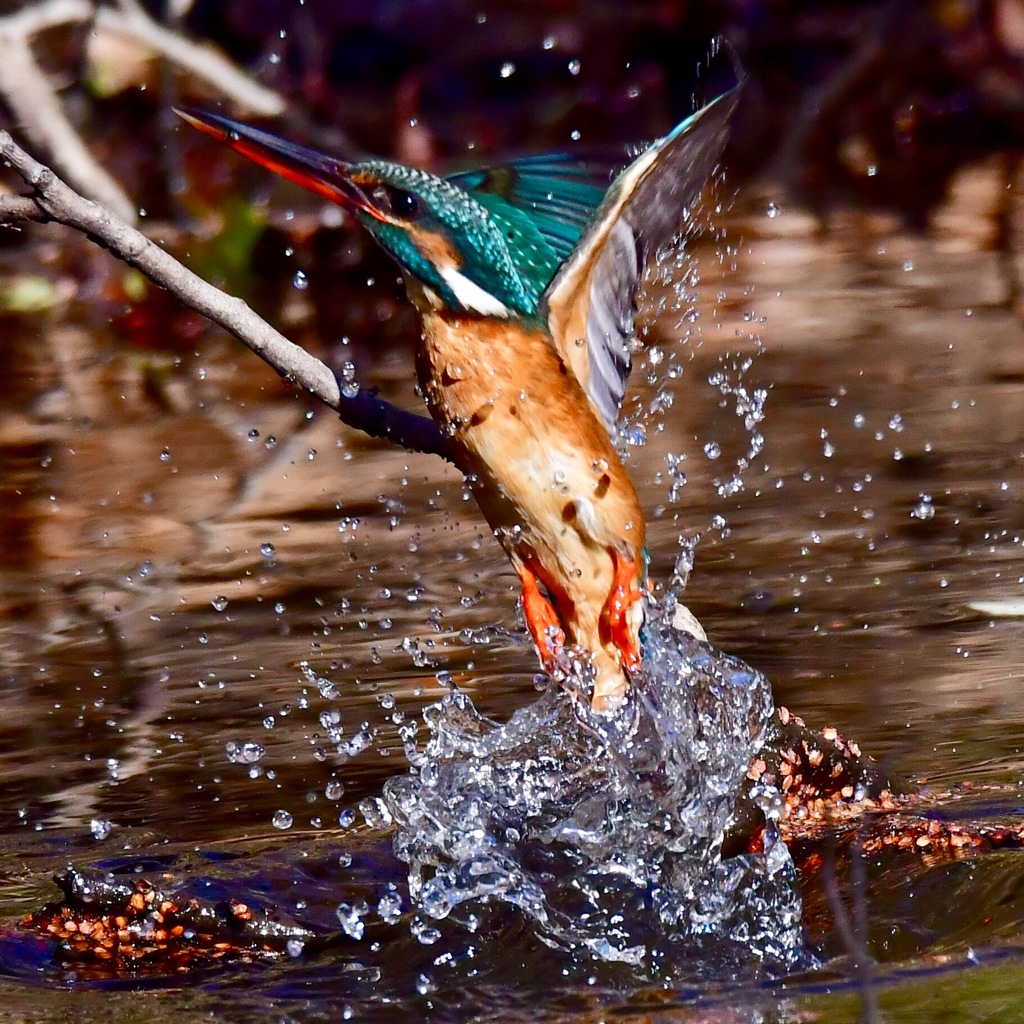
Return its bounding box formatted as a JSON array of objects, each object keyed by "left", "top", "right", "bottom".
[
  {"left": 541, "top": 85, "right": 741, "bottom": 434},
  {"left": 446, "top": 155, "right": 617, "bottom": 300}
]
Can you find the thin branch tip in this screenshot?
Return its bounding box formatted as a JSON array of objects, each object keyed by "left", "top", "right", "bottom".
[{"left": 0, "top": 130, "right": 449, "bottom": 464}]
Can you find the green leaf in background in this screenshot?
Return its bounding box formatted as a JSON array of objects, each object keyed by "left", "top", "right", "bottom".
[{"left": 190, "top": 194, "right": 267, "bottom": 294}]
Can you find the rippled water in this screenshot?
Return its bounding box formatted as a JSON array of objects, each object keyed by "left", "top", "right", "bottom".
[{"left": 1, "top": 167, "right": 1024, "bottom": 1021}]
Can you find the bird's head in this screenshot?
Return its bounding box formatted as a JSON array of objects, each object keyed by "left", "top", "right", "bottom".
[{"left": 176, "top": 109, "right": 548, "bottom": 319}]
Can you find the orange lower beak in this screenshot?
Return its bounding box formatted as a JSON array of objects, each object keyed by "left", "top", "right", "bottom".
[{"left": 175, "top": 106, "right": 365, "bottom": 210}]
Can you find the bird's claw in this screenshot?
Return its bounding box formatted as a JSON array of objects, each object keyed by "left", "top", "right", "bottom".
[
  {"left": 518, "top": 562, "right": 565, "bottom": 666},
  {"left": 604, "top": 551, "right": 644, "bottom": 673}
]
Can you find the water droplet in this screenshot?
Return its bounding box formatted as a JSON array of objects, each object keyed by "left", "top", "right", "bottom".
[
  {"left": 766, "top": 201, "right": 781, "bottom": 219},
  {"left": 499, "top": 61, "right": 515, "bottom": 78},
  {"left": 567, "top": 59, "right": 581, "bottom": 76},
  {"left": 272, "top": 809, "right": 293, "bottom": 830},
  {"left": 378, "top": 884, "right": 403, "bottom": 924},
  {"left": 260, "top": 542, "right": 275, "bottom": 557},
  {"left": 212, "top": 595, "right": 228, "bottom": 612},
  {"left": 340, "top": 360, "right": 360, "bottom": 399},
  {"left": 90, "top": 818, "right": 112, "bottom": 840},
  {"left": 359, "top": 797, "right": 393, "bottom": 829},
  {"left": 336, "top": 901, "right": 367, "bottom": 940},
  {"left": 703, "top": 440, "right": 722, "bottom": 460},
  {"left": 626, "top": 423, "right": 647, "bottom": 446},
  {"left": 159, "top": 448, "right": 171, "bottom": 463},
  {"left": 410, "top": 917, "right": 441, "bottom": 945},
  {"left": 240, "top": 741, "right": 264, "bottom": 763},
  {"left": 911, "top": 494, "right": 935, "bottom": 520}
]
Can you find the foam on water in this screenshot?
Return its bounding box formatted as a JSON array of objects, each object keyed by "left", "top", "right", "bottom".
[{"left": 383, "top": 593, "right": 804, "bottom": 978}]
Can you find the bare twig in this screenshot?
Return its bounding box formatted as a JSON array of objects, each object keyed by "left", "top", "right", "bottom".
[
  {"left": 768, "top": 2, "right": 907, "bottom": 186},
  {"left": 0, "top": 0, "right": 137, "bottom": 221},
  {"left": 0, "top": 192, "right": 52, "bottom": 223},
  {"left": 0, "top": 131, "right": 451, "bottom": 462},
  {"left": 994, "top": 151, "right": 1022, "bottom": 309},
  {"left": 823, "top": 833, "right": 883, "bottom": 1024},
  {"left": 0, "top": 0, "right": 91, "bottom": 39},
  {"left": 0, "top": 0, "right": 285, "bottom": 227},
  {"left": 97, "top": 0, "right": 284, "bottom": 116}
]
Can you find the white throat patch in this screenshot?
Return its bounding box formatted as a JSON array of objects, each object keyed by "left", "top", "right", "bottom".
[{"left": 439, "top": 266, "right": 511, "bottom": 318}]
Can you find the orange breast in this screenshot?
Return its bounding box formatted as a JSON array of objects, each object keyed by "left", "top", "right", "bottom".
[{"left": 416, "top": 311, "right": 645, "bottom": 687}]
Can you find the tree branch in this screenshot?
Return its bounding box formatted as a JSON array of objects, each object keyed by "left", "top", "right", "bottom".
[
  {"left": 97, "top": 0, "right": 284, "bottom": 117},
  {"left": 0, "top": 0, "right": 285, "bottom": 227},
  {"left": 333, "top": 386, "right": 453, "bottom": 458},
  {"left": 0, "top": 192, "right": 52, "bottom": 223},
  {"left": 0, "top": 1, "right": 137, "bottom": 222},
  {"left": 0, "top": 131, "right": 452, "bottom": 463},
  {"left": 1, "top": 0, "right": 91, "bottom": 41}
]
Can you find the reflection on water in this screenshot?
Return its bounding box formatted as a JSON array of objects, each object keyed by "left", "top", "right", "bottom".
[{"left": 0, "top": 165, "right": 1023, "bottom": 1019}]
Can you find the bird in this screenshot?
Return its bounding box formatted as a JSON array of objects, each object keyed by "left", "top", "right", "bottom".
[{"left": 177, "top": 81, "right": 738, "bottom": 711}]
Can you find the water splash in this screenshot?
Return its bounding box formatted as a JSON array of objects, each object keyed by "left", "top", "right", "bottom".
[
  {"left": 382, "top": 594, "right": 803, "bottom": 978},
  {"left": 614, "top": 191, "right": 770, "bottom": 523}
]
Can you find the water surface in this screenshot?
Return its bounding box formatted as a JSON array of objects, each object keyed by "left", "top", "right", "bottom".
[{"left": 0, "top": 168, "right": 1023, "bottom": 1019}]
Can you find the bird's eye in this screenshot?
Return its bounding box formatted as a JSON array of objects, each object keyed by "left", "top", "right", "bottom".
[
  {"left": 373, "top": 185, "right": 421, "bottom": 221},
  {"left": 393, "top": 191, "right": 421, "bottom": 219}
]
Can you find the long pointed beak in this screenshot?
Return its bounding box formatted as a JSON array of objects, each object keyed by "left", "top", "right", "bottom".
[{"left": 175, "top": 107, "right": 365, "bottom": 210}]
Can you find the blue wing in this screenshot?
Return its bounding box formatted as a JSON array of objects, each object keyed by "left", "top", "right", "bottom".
[{"left": 446, "top": 155, "right": 618, "bottom": 306}]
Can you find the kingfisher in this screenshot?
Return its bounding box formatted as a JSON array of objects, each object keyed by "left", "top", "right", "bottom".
[{"left": 178, "top": 81, "right": 738, "bottom": 710}]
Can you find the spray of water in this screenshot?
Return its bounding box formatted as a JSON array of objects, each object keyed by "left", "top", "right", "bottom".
[{"left": 381, "top": 591, "right": 803, "bottom": 978}]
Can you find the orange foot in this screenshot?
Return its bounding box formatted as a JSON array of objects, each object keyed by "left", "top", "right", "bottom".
[
  {"left": 517, "top": 562, "right": 565, "bottom": 666},
  {"left": 603, "top": 550, "right": 644, "bottom": 673}
]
